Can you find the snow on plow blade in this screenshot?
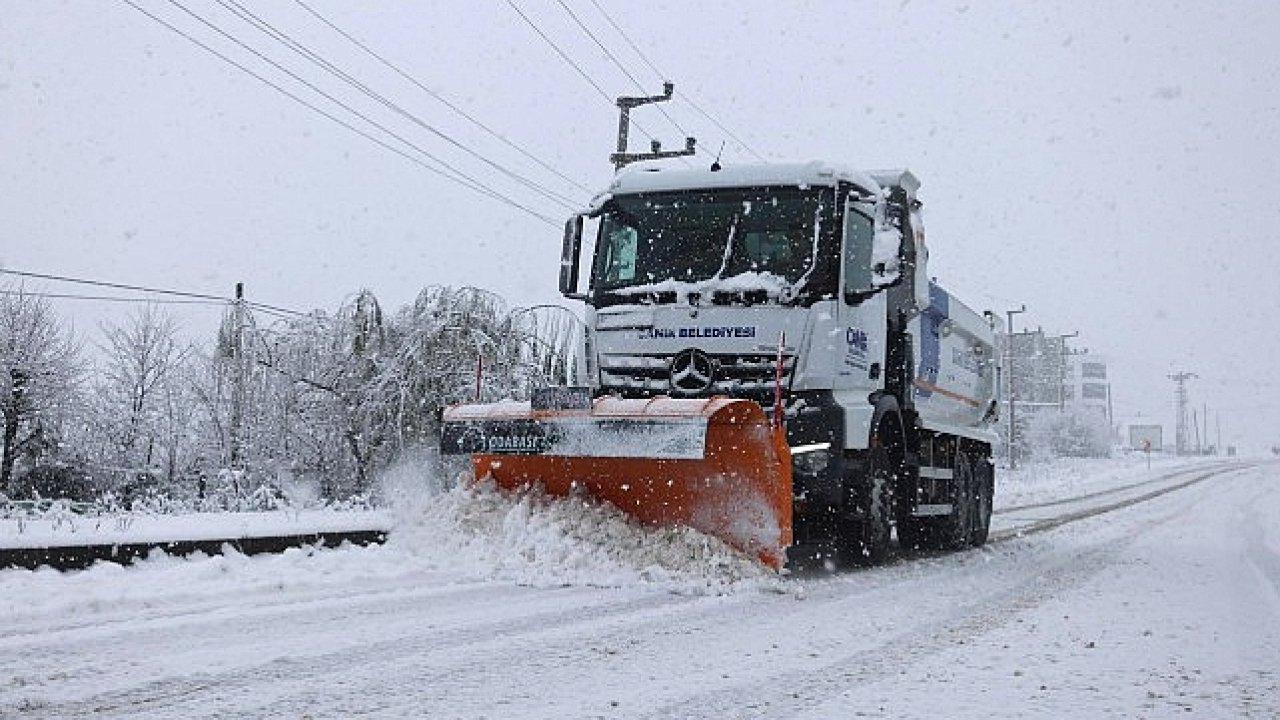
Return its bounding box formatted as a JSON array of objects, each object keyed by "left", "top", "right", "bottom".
[{"left": 440, "top": 395, "right": 793, "bottom": 569}]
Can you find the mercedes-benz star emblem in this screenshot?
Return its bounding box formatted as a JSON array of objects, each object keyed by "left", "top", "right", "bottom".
[{"left": 669, "top": 349, "right": 716, "bottom": 394}]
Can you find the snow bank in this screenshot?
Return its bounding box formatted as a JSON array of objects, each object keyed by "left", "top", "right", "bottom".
[
  {"left": 995, "top": 453, "right": 1223, "bottom": 511},
  {"left": 0, "top": 538, "right": 403, "bottom": 624},
  {"left": 0, "top": 475, "right": 784, "bottom": 621},
  {"left": 389, "top": 479, "right": 783, "bottom": 595}
]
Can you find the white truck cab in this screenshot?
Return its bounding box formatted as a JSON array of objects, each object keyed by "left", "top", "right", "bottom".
[{"left": 559, "top": 161, "right": 1000, "bottom": 563}]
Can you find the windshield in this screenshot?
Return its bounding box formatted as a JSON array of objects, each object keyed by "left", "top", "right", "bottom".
[{"left": 590, "top": 186, "right": 836, "bottom": 304}]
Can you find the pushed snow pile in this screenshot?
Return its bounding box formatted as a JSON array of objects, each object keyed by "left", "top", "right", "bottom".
[{"left": 390, "top": 478, "right": 781, "bottom": 594}]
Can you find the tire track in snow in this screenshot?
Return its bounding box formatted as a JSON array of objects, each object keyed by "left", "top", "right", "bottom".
[
  {"left": 8, "top": 463, "right": 1266, "bottom": 719},
  {"left": 994, "top": 459, "right": 1250, "bottom": 515},
  {"left": 2, "top": 579, "right": 637, "bottom": 713},
  {"left": 14, "top": 585, "right": 709, "bottom": 719},
  {"left": 188, "top": 462, "right": 1233, "bottom": 720},
  {"left": 635, "top": 465, "right": 1240, "bottom": 719},
  {"left": 0, "top": 572, "right": 509, "bottom": 646},
  {"left": 991, "top": 462, "right": 1263, "bottom": 542}
]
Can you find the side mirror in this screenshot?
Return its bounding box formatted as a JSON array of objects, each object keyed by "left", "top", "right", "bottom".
[
  {"left": 842, "top": 197, "right": 899, "bottom": 304},
  {"left": 869, "top": 199, "right": 903, "bottom": 289},
  {"left": 559, "top": 214, "right": 585, "bottom": 298}
]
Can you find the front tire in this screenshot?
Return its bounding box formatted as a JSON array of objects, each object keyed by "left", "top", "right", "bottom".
[{"left": 839, "top": 443, "right": 895, "bottom": 567}]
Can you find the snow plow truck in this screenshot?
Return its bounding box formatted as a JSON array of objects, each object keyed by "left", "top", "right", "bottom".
[{"left": 441, "top": 161, "right": 1000, "bottom": 570}]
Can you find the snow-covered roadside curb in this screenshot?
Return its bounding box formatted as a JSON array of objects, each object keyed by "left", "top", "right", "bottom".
[{"left": 0, "top": 509, "right": 392, "bottom": 550}]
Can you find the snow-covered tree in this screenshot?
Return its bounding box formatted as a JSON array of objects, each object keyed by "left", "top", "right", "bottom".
[
  {"left": 92, "top": 304, "right": 193, "bottom": 484},
  {"left": 0, "top": 287, "right": 82, "bottom": 493},
  {"left": 0, "top": 283, "right": 585, "bottom": 504},
  {"left": 1025, "top": 406, "right": 1112, "bottom": 459}
]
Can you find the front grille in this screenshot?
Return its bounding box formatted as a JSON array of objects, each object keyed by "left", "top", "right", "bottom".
[{"left": 599, "top": 352, "right": 796, "bottom": 396}]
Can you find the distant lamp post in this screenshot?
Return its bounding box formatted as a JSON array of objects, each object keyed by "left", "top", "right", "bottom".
[
  {"left": 1056, "top": 331, "right": 1079, "bottom": 411},
  {"left": 1005, "top": 305, "right": 1027, "bottom": 469}
]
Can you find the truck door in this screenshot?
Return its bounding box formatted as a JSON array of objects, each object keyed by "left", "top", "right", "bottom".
[{"left": 835, "top": 196, "right": 888, "bottom": 393}]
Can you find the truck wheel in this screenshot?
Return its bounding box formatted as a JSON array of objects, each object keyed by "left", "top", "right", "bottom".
[
  {"left": 840, "top": 444, "right": 894, "bottom": 567},
  {"left": 896, "top": 511, "right": 930, "bottom": 552},
  {"left": 969, "top": 454, "right": 993, "bottom": 547},
  {"left": 937, "top": 452, "right": 973, "bottom": 551}
]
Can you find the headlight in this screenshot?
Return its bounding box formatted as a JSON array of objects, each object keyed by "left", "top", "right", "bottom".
[{"left": 791, "top": 442, "right": 832, "bottom": 475}]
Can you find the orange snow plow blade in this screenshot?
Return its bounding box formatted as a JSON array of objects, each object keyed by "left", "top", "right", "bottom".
[{"left": 440, "top": 395, "right": 793, "bottom": 569}]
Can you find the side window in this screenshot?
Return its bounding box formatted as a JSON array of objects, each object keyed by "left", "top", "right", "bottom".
[
  {"left": 842, "top": 205, "right": 875, "bottom": 299},
  {"left": 602, "top": 227, "right": 638, "bottom": 283}
]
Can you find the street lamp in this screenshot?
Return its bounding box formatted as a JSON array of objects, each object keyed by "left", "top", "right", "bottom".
[
  {"left": 1056, "top": 331, "right": 1079, "bottom": 411},
  {"left": 1005, "top": 305, "right": 1026, "bottom": 469}
]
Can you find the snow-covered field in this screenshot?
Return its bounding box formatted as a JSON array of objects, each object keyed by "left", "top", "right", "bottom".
[{"left": 2, "top": 454, "right": 1277, "bottom": 718}]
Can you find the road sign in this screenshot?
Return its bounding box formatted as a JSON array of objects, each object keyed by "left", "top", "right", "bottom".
[{"left": 1128, "top": 424, "right": 1163, "bottom": 452}]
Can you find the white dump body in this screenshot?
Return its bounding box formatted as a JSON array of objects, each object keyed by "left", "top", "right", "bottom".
[{"left": 910, "top": 282, "right": 999, "bottom": 441}]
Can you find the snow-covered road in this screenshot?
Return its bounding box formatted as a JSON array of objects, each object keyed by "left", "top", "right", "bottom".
[{"left": 3, "top": 458, "right": 1278, "bottom": 718}]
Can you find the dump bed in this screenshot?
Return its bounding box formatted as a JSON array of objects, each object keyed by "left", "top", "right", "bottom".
[{"left": 911, "top": 282, "right": 999, "bottom": 441}]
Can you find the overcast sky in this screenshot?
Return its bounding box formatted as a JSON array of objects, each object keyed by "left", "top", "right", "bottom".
[{"left": 2, "top": 1, "right": 1278, "bottom": 450}]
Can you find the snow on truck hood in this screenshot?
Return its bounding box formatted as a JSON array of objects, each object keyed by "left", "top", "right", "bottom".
[{"left": 600, "top": 161, "right": 918, "bottom": 200}]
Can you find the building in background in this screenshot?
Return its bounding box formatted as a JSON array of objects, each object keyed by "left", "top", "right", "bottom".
[
  {"left": 1006, "top": 329, "right": 1111, "bottom": 423},
  {"left": 1001, "top": 327, "right": 1114, "bottom": 459},
  {"left": 1063, "top": 350, "right": 1112, "bottom": 423}
]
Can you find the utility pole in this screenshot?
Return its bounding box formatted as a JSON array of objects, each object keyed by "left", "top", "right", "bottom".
[
  {"left": 1203, "top": 402, "right": 1209, "bottom": 454},
  {"left": 1168, "top": 371, "right": 1197, "bottom": 456},
  {"left": 1056, "top": 331, "right": 1078, "bottom": 411},
  {"left": 611, "top": 82, "right": 696, "bottom": 171},
  {"left": 230, "top": 282, "right": 247, "bottom": 469},
  {"left": 1005, "top": 305, "right": 1027, "bottom": 469}
]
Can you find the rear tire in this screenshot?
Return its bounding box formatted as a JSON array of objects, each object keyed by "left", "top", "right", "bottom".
[
  {"left": 936, "top": 451, "right": 973, "bottom": 551},
  {"left": 969, "top": 452, "right": 994, "bottom": 547},
  {"left": 896, "top": 503, "right": 930, "bottom": 552}
]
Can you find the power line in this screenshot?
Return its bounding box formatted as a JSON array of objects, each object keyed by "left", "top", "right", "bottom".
[
  {"left": 121, "top": 0, "right": 560, "bottom": 226},
  {"left": 0, "top": 290, "right": 225, "bottom": 307},
  {"left": 5, "top": 268, "right": 228, "bottom": 303},
  {"left": 293, "top": 0, "right": 593, "bottom": 197},
  {"left": 584, "top": 0, "right": 767, "bottom": 162},
  {"left": 504, "top": 0, "right": 613, "bottom": 104},
  {"left": 503, "top": 0, "right": 659, "bottom": 145},
  {"left": 217, "top": 0, "right": 582, "bottom": 210},
  {"left": 553, "top": 0, "right": 647, "bottom": 92},
  {"left": 551, "top": 0, "right": 696, "bottom": 150},
  {"left": 675, "top": 91, "right": 767, "bottom": 162},
  {"left": 679, "top": 92, "right": 767, "bottom": 162},
  {"left": 0, "top": 268, "right": 309, "bottom": 318},
  {"left": 124, "top": 0, "right": 556, "bottom": 225},
  {"left": 162, "top": 0, "right": 567, "bottom": 219},
  {"left": 584, "top": 0, "right": 663, "bottom": 80}
]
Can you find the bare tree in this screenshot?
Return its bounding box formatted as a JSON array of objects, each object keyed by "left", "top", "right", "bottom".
[
  {"left": 505, "top": 304, "right": 584, "bottom": 392},
  {"left": 0, "top": 287, "right": 81, "bottom": 491},
  {"left": 94, "top": 304, "right": 192, "bottom": 481},
  {"left": 0, "top": 283, "right": 583, "bottom": 504}
]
